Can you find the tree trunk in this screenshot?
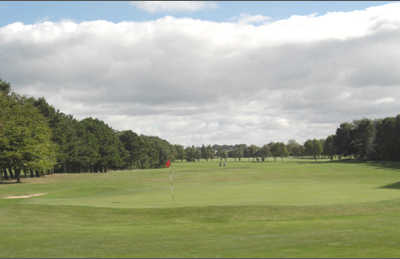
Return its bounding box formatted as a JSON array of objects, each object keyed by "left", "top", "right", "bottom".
[
  {"left": 9, "top": 169, "right": 15, "bottom": 179},
  {"left": 35, "top": 170, "right": 40, "bottom": 177},
  {"left": 30, "top": 168, "right": 34, "bottom": 177},
  {"left": 16, "top": 169, "right": 21, "bottom": 183},
  {"left": 4, "top": 168, "right": 10, "bottom": 180}
]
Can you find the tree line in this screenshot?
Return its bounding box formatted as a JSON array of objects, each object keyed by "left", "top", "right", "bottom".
[
  {"left": 0, "top": 79, "right": 179, "bottom": 182},
  {"left": 2, "top": 77, "right": 400, "bottom": 182},
  {"left": 181, "top": 142, "right": 300, "bottom": 162},
  {"left": 179, "top": 120, "right": 400, "bottom": 163},
  {"left": 328, "top": 117, "right": 400, "bottom": 161}
]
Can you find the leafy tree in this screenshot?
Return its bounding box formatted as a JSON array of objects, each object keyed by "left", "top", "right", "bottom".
[
  {"left": 269, "top": 142, "right": 280, "bottom": 161},
  {"left": 278, "top": 142, "right": 289, "bottom": 160},
  {"left": 248, "top": 145, "right": 259, "bottom": 161},
  {"left": 286, "top": 139, "right": 302, "bottom": 157},
  {"left": 323, "top": 135, "right": 336, "bottom": 160},
  {"left": 174, "top": 145, "right": 185, "bottom": 161},
  {"left": 206, "top": 145, "right": 214, "bottom": 160},
  {"left": 185, "top": 146, "right": 196, "bottom": 162},
  {"left": 374, "top": 117, "right": 397, "bottom": 161},
  {"left": 351, "top": 119, "right": 376, "bottom": 160},
  {"left": 0, "top": 92, "right": 56, "bottom": 181},
  {"left": 312, "top": 139, "right": 323, "bottom": 159},
  {"left": 118, "top": 130, "right": 141, "bottom": 168},
  {"left": 304, "top": 140, "right": 314, "bottom": 157},
  {"left": 0, "top": 79, "right": 11, "bottom": 95},
  {"left": 304, "top": 139, "right": 322, "bottom": 159},
  {"left": 32, "top": 97, "right": 80, "bottom": 172},
  {"left": 258, "top": 144, "right": 271, "bottom": 162},
  {"left": 79, "top": 118, "right": 122, "bottom": 172},
  {"left": 334, "top": 122, "right": 355, "bottom": 159},
  {"left": 200, "top": 145, "right": 207, "bottom": 160}
]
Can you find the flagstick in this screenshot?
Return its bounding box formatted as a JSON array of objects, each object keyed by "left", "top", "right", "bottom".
[{"left": 169, "top": 165, "right": 175, "bottom": 202}]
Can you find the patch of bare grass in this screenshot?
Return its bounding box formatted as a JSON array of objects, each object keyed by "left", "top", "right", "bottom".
[{"left": 4, "top": 193, "right": 47, "bottom": 199}]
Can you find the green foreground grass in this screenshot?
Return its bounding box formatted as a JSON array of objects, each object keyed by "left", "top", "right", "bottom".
[{"left": 2, "top": 158, "right": 400, "bottom": 257}]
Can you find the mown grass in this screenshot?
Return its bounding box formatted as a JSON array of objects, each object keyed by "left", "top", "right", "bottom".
[{"left": 1, "top": 158, "right": 400, "bottom": 257}]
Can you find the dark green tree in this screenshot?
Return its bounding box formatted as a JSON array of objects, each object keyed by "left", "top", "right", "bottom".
[
  {"left": 334, "top": 122, "right": 355, "bottom": 159},
  {"left": 323, "top": 135, "right": 336, "bottom": 160},
  {"left": 351, "top": 119, "right": 376, "bottom": 160}
]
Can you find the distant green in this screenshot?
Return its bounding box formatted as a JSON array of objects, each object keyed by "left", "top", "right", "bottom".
[{"left": 1, "top": 158, "right": 400, "bottom": 257}]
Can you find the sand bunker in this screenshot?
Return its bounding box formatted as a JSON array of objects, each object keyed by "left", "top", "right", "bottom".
[{"left": 4, "top": 193, "right": 47, "bottom": 199}]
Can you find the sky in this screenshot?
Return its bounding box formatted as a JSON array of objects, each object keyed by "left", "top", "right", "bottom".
[{"left": 1, "top": 1, "right": 399, "bottom": 146}]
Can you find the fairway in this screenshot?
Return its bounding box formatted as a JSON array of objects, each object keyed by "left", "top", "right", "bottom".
[{"left": 2, "top": 159, "right": 400, "bottom": 257}]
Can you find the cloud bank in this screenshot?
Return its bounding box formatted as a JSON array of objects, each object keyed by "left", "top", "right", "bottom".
[
  {"left": 132, "top": 1, "right": 217, "bottom": 13},
  {"left": 233, "top": 13, "right": 271, "bottom": 25},
  {"left": 1, "top": 3, "right": 400, "bottom": 146}
]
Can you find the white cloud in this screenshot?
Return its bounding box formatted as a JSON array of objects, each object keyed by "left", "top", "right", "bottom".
[
  {"left": 2, "top": 3, "right": 400, "bottom": 146},
  {"left": 233, "top": 13, "right": 271, "bottom": 25},
  {"left": 132, "top": 1, "right": 217, "bottom": 13},
  {"left": 374, "top": 97, "right": 395, "bottom": 104}
]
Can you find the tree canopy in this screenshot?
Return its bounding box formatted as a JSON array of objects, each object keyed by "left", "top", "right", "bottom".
[{"left": 0, "top": 80, "right": 178, "bottom": 181}]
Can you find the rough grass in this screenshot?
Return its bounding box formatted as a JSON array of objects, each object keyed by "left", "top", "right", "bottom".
[{"left": 1, "top": 158, "right": 400, "bottom": 257}]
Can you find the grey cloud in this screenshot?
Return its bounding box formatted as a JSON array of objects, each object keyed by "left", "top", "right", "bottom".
[{"left": 2, "top": 5, "right": 400, "bottom": 145}]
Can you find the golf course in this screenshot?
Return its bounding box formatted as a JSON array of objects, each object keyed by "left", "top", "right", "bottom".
[{"left": 2, "top": 158, "right": 400, "bottom": 257}]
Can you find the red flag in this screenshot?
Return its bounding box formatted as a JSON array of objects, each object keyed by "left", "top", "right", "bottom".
[{"left": 166, "top": 159, "right": 171, "bottom": 168}]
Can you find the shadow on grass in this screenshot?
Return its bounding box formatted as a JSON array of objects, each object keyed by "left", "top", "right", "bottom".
[
  {"left": 0, "top": 180, "right": 19, "bottom": 184},
  {"left": 291, "top": 158, "right": 400, "bottom": 175},
  {"left": 291, "top": 158, "right": 354, "bottom": 165},
  {"left": 355, "top": 160, "right": 400, "bottom": 174},
  {"left": 380, "top": 181, "right": 400, "bottom": 190}
]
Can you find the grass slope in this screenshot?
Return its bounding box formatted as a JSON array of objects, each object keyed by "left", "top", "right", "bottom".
[{"left": 1, "top": 159, "right": 400, "bottom": 257}]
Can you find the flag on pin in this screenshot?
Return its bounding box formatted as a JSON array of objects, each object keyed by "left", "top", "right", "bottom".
[{"left": 165, "top": 159, "right": 171, "bottom": 168}]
